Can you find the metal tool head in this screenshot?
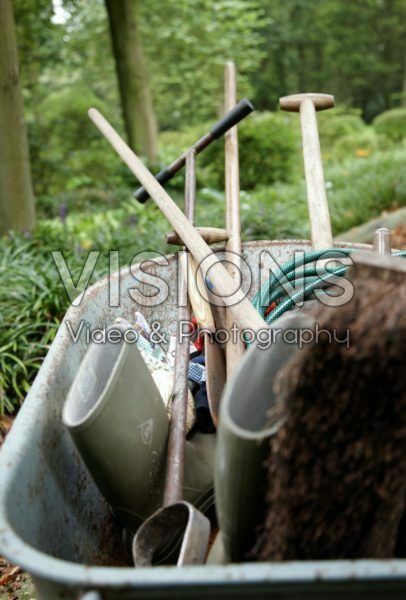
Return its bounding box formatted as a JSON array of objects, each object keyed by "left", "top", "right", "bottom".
[
  {"left": 279, "top": 93, "right": 335, "bottom": 112},
  {"left": 132, "top": 501, "right": 211, "bottom": 567}
]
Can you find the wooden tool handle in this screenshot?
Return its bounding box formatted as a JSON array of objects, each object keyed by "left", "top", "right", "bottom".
[
  {"left": 280, "top": 94, "right": 334, "bottom": 250},
  {"left": 134, "top": 99, "right": 254, "bottom": 203},
  {"left": 89, "top": 108, "right": 266, "bottom": 333},
  {"left": 183, "top": 150, "right": 216, "bottom": 332},
  {"left": 167, "top": 227, "right": 228, "bottom": 246},
  {"left": 224, "top": 62, "right": 245, "bottom": 374},
  {"left": 179, "top": 252, "right": 216, "bottom": 331},
  {"left": 279, "top": 93, "right": 334, "bottom": 112}
]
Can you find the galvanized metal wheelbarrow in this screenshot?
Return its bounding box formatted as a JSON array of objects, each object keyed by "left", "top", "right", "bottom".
[{"left": 2, "top": 239, "right": 406, "bottom": 600}]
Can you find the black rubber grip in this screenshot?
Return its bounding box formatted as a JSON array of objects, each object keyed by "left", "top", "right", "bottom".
[
  {"left": 134, "top": 168, "right": 173, "bottom": 203},
  {"left": 209, "top": 98, "right": 254, "bottom": 139}
]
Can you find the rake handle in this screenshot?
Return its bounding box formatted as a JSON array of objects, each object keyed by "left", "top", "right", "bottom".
[{"left": 89, "top": 108, "right": 266, "bottom": 334}]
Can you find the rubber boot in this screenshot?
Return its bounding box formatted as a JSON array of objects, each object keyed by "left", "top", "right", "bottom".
[
  {"left": 214, "top": 313, "right": 314, "bottom": 562},
  {"left": 63, "top": 321, "right": 215, "bottom": 532}
]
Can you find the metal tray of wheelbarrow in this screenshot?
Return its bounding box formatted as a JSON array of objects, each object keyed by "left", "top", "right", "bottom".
[{"left": 2, "top": 239, "right": 406, "bottom": 600}]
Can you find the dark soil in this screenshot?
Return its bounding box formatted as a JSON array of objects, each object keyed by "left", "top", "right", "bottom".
[
  {"left": 392, "top": 223, "right": 406, "bottom": 250},
  {"left": 257, "top": 277, "right": 406, "bottom": 561}
]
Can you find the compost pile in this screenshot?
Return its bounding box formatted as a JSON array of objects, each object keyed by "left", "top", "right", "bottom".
[{"left": 257, "top": 277, "right": 406, "bottom": 561}]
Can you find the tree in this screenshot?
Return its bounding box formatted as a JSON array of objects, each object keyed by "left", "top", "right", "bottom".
[
  {"left": 139, "top": 0, "right": 265, "bottom": 129},
  {"left": 0, "top": 0, "right": 35, "bottom": 235},
  {"left": 254, "top": 0, "right": 406, "bottom": 120},
  {"left": 104, "top": 0, "right": 158, "bottom": 161}
]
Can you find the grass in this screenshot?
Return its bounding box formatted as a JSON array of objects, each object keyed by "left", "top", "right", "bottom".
[{"left": 1, "top": 146, "right": 405, "bottom": 414}]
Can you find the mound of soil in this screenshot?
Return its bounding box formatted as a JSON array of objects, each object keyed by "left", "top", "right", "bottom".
[{"left": 257, "top": 277, "right": 406, "bottom": 561}]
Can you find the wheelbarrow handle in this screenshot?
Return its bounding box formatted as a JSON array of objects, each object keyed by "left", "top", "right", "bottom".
[{"left": 134, "top": 98, "right": 254, "bottom": 203}]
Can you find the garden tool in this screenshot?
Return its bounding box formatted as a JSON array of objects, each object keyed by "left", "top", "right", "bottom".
[
  {"left": 279, "top": 92, "right": 350, "bottom": 310},
  {"left": 88, "top": 108, "right": 267, "bottom": 334},
  {"left": 167, "top": 67, "right": 247, "bottom": 426},
  {"left": 134, "top": 98, "right": 254, "bottom": 203},
  {"left": 223, "top": 61, "right": 245, "bottom": 383},
  {"left": 170, "top": 149, "right": 226, "bottom": 431},
  {"left": 257, "top": 250, "right": 406, "bottom": 561},
  {"left": 132, "top": 163, "right": 211, "bottom": 566},
  {"left": 63, "top": 320, "right": 215, "bottom": 535},
  {"left": 280, "top": 93, "right": 334, "bottom": 249},
  {"left": 214, "top": 312, "right": 315, "bottom": 563}
]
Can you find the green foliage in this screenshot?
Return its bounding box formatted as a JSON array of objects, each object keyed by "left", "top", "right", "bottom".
[
  {"left": 139, "top": 0, "right": 266, "bottom": 129},
  {"left": 160, "top": 112, "right": 301, "bottom": 191},
  {"left": 318, "top": 109, "right": 366, "bottom": 149},
  {"left": 0, "top": 236, "right": 62, "bottom": 413},
  {"left": 330, "top": 128, "right": 379, "bottom": 161},
  {"left": 255, "top": 0, "right": 406, "bottom": 121},
  {"left": 327, "top": 148, "right": 406, "bottom": 233},
  {"left": 236, "top": 147, "right": 406, "bottom": 241},
  {"left": 14, "top": 0, "right": 406, "bottom": 200},
  {"left": 373, "top": 108, "right": 406, "bottom": 143},
  {"left": 29, "top": 83, "right": 133, "bottom": 194}
]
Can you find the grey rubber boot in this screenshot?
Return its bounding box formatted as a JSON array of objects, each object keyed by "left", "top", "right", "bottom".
[
  {"left": 214, "top": 313, "right": 315, "bottom": 562},
  {"left": 63, "top": 322, "right": 215, "bottom": 532}
]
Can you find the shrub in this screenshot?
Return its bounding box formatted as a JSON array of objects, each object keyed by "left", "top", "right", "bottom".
[
  {"left": 238, "top": 147, "right": 406, "bottom": 241},
  {"left": 318, "top": 110, "right": 366, "bottom": 150},
  {"left": 331, "top": 128, "right": 379, "bottom": 161},
  {"left": 28, "top": 84, "right": 129, "bottom": 195},
  {"left": 327, "top": 148, "right": 406, "bottom": 233},
  {"left": 373, "top": 108, "right": 406, "bottom": 142},
  {"left": 199, "top": 111, "right": 301, "bottom": 190}
]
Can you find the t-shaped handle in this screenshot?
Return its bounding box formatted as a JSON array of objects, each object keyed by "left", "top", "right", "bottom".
[
  {"left": 280, "top": 93, "right": 335, "bottom": 249},
  {"left": 279, "top": 93, "right": 334, "bottom": 112}
]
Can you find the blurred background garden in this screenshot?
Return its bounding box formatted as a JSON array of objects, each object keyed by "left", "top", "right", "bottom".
[{"left": 1, "top": 0, "right": 406, "bottom": 416}]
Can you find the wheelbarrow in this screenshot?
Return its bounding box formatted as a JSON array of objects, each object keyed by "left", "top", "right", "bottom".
[{"left": 4, "top": 239, "right": 406, "bottom": 599}]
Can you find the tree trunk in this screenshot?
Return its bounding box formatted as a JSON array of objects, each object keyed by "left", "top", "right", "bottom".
[
  {"left": 105, "top": 0, "right": 158, "bottom": 161},
  {"left": 0, "top": 0, "right": 35, "bottom": 235}
]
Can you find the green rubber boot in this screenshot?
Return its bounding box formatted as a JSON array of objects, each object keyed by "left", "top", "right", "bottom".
[
  {"left": 63, "top": 321, "right": 215, "bottom": 532},
  {"left": 215, "top": 313, "right": 314, "bottom": 562}
]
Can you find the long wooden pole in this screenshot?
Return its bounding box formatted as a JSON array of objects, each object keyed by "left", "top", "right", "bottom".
[
  {"left": 280, "top": 93, "right": 334, "bottom": 249},
  {"left": 224, "top": 62, "right": 245, "bottom": 375},
  {"left": 299, "top": 98, "right": 333, "bottom": 249},
  {"left": 89, "top": 108, "right": 266, "bottom": 333}
]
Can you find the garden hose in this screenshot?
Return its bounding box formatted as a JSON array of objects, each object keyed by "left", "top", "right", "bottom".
[{"left": 252, "top": 248, "right": 406, "bottom": 325}]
